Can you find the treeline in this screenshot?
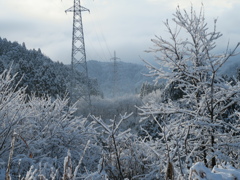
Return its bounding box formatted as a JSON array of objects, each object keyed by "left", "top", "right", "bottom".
[{"left": 0, "top": 37, "right": 100, "bottom": 99}]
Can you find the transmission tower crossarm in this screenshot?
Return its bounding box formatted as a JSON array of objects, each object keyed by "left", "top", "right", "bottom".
[
  {"left": 110, "top": 51, "right": 120, "bottom": 61},
  {"left": 65, "top": 5, "right": 90, "bottom": 13}
]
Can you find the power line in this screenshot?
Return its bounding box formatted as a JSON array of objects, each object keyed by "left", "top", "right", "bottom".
[
  {"left": 87, "top": 2, "right": 113, "bottom": 60},
  {"left": 88, "top": 12, "right": 109, "bottom": 61}
]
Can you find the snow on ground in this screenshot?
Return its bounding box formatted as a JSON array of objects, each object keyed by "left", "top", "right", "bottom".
[{"left": 189, "top": 162, "right": 240, "bottom": 180}]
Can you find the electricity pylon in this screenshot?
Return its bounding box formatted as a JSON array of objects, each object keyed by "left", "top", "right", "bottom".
[
  {"left": 110, "top": 51, "right": 120, "bottom": 97},
  {"left": 65, "top": 0, "right": 91, "bottom": 107}
]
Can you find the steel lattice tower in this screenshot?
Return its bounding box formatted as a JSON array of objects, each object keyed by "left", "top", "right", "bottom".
[
  {"left": 110, "top": 51, "right": 120, "bottom": 97},
  {"left": 65, "top": 0, "right": 91, "bottom": 106}
]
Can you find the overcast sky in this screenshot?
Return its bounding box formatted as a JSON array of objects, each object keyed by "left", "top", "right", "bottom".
[{"left": 0, "top": 0, "right": 240, "bottom": 64}]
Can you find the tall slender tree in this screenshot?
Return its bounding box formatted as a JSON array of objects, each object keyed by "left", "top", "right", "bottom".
[{"left": 140, "top": 5, "right": 240, "bottom": 177}]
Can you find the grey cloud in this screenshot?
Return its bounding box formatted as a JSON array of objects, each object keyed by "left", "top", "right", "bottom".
[{"left": 1, "top": 0, "right": 240, "bottom": 65}]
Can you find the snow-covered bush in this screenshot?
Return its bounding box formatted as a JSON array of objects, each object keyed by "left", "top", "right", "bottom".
[
  {"left": 139, "top": 82, "right": 164, "bottom": 98},
  {"left": 0, "top": 69, "right": 99, "bottom": 179},
  {"left": 0, "top": 69, "right": 28, "bottom": 161},
  {"left": 189, "top": 162, "right": 240, "bottom": 180},
  {"left": 11, "top": 96, "right": 99, "bottom": 178},
  {"left": 86, "top": 114, "right": 167, "bottom": 180},
  {"left": 139, "top": 90, "right": 165, "bottom": 139}
]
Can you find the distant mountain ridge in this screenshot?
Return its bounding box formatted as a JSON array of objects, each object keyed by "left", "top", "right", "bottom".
[
  {"left": 87, "top": 60, "right": 153, "bottom": 97},
  {"left": 87, "top": 54, "right": 240, "bottom": 98}
]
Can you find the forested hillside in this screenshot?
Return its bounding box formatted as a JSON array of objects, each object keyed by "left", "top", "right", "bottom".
[{"left": 0, "top": 37, "right": 100, "bottom": 99}]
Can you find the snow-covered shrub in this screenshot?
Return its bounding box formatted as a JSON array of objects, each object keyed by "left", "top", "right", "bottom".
[
  {"left": 9, "top": 96, "right": 99, "bottom": 178},
  {"left": 139, "top": 82, "right": 164, "bottom": 98},
  {"left": 0, "top": 69, "right": 99, "bottom": 178},
  {"left": 0, "top": 69, "right": 28, "bottom": 163},
  {"left": 189, "top": 162, "right": 240, "bottom": 180},
  {"left": 88, "top": 114, "right": 165, "bottom": 180},
  {"left": 139, "top": 90, "right": 164, "bottom": 139}
]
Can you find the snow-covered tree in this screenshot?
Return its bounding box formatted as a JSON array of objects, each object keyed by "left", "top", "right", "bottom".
[
  {"left": 140, "top": 5, "right": 240, "bottom": 178},
  {"left": 140, "top": 82, "right": 163, "bottom": 98}
]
